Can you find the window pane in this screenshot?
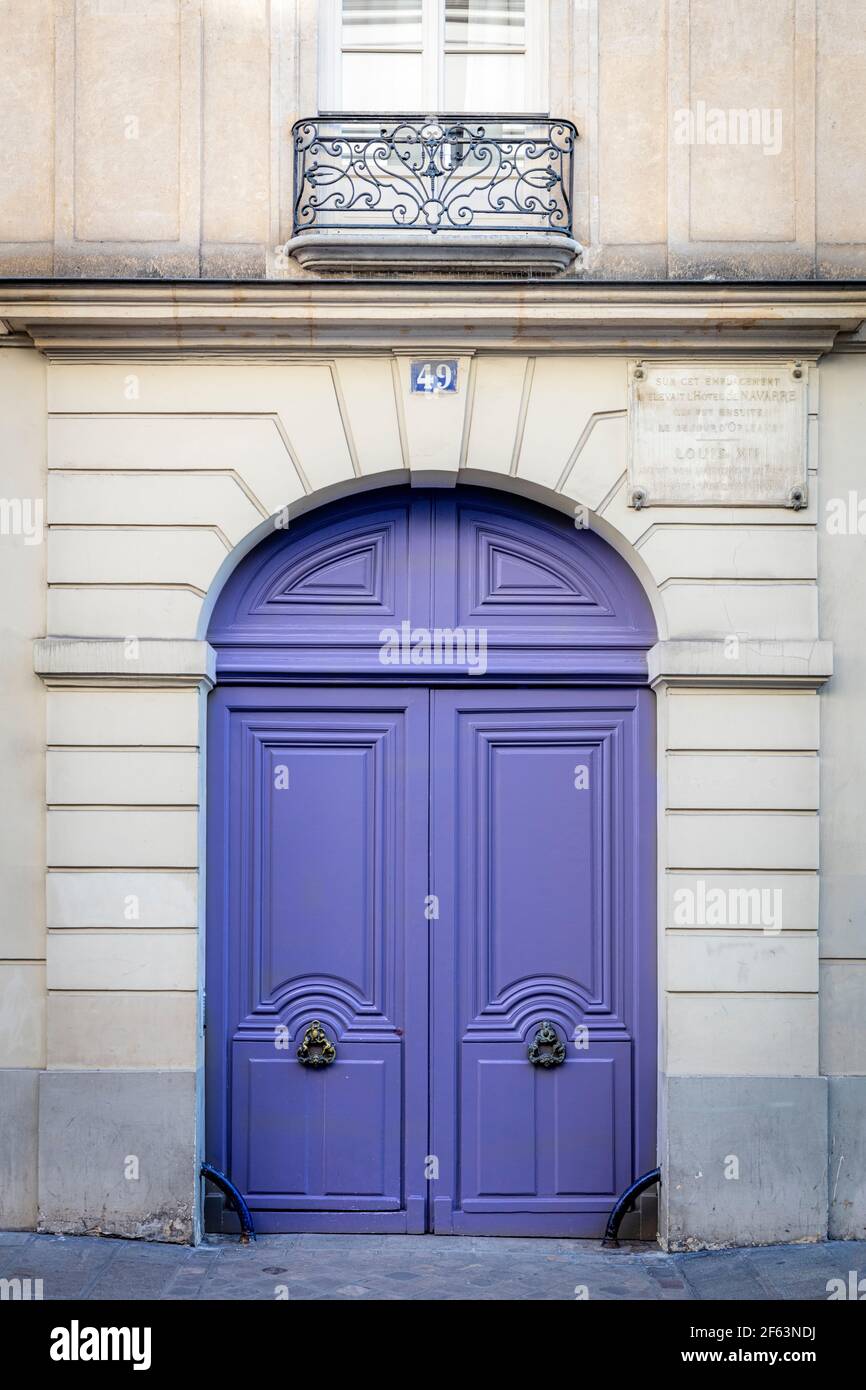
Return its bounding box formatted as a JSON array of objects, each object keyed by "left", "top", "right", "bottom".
[
  {"left": 444, "top": 51, "right": 525, "bottom": 111},
  {"left": 342, "top": 51, "right": 425, "bottom": 110},
  {"left": 341, "top": 0, "right": 423, "bottom": 48},
  {"left": 445, "top": 0, "right": 526, "bottom": 48}
]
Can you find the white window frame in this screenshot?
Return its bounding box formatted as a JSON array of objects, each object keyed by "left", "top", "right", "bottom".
[{"left": 318, "top": 0, "right": 549, "bottom": 114}]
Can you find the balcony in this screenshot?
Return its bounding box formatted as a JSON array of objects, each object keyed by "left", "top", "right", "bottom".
[{"left": 285, "top": 115, "right": 580, "bottom": 277}]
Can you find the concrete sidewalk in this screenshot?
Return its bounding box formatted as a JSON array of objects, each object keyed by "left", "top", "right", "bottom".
[{"left": 2, "top": 1230, "right": 864, "bottom": 1301}]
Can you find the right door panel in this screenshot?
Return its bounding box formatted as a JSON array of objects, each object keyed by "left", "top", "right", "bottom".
[{"left": 430, "top": 688, "right": 655, "bottom": 1237}]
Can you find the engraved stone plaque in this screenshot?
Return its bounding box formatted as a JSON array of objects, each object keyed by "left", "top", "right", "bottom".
[{"left": 628, "top": 361, "right": 808, "bottom": 508}]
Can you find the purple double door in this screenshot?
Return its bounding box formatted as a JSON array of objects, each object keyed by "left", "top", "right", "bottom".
[{"left": 206, "top": 488, "right": 656, "bottom": 1236}]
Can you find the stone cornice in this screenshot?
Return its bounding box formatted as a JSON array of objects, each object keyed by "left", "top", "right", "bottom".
[
  {"left": 2, "top": 281, "right": 866, "bottom": 358},
  {"left": 648, "top": 640, "right": 834, "bottom": 690},
  {"left": 34, "top": 639, "right": 216, "bottom": 690},
  {"left": 32, "top": 637, "right": 833, "bottom": 691}
]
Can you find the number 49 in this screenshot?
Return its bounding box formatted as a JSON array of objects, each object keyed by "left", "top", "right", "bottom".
[{"left": 413, "top": 360, "right": 457, "bottom": 393}]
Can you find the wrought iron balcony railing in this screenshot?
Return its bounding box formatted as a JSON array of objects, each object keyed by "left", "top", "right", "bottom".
[{"left": 291, "top": 115, "right": 576, "bottom": 239}]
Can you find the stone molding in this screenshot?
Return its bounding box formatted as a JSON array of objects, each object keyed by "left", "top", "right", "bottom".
[
  {"left": 34, "top": 639, "right": 216, "bottom": 689},
  {"left": 649, "top": 639, "right": 834, "bottom": 690},
  {"left": 2, "top": 282, "right": 866, "bottom": 358},
  {"left": 33, "top": 638, "right": 833, "bottom": 694}
]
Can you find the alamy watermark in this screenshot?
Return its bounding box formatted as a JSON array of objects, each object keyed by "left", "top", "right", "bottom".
[
  {"left": 0, "top": 1276, "right": 43, "bottom": 1300},
  {"left": 379, "top": 620, "right": 488, "bottom": 676},
  {"left": 50, "top": 1321, "right": 151, "bottom": 1370},
  {"left": 674, "top": 101, "right": 783, "bottom": 157},
  {"left": 0, "top": 497, "right": 43, "bottom": 545},
  {"left": 673, "top": 881, "right": 783, "bottom": 933},
  {"left": 826, "top": 1271, "right": 866, "bottom": 1300},
  {"left": 825, "top": 492, "right": 866, "bottom": 535}
]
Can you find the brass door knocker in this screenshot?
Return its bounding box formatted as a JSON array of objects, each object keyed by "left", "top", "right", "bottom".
[
  {"left": 528, "top": 1020, "right": 566, "bottom": 1068},
  {"left": 297, "top": 1020, "right": 337, "bottom": 1066}
]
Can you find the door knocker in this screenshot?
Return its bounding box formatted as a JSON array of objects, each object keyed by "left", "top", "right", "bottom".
[
  {"left": 528, "top": 1020, "right": 566, "bottom": 1068},
  {"left": 297, "top": 1020, "right": 337, "bottom": 1066}
]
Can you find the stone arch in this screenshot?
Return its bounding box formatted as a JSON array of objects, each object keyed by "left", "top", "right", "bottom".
[{"left": 197, "top": 469, "right": 668, "bottom": 646}]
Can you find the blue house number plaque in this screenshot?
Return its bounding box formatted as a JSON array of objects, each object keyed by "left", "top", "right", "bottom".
[{"left": 410, "top": 360, "right": 458, "bottom": 394}]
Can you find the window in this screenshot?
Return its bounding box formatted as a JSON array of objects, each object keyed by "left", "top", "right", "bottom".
[{"left": 318, "top": 0, "right": 548, "bottom": 114}]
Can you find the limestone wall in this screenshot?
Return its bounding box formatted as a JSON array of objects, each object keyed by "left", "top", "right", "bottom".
[{"left": 2, "top": 1, "right": 866, "bottom": 280}]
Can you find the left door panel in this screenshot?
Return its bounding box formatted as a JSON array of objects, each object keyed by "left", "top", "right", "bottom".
[{"left": 207, "top": 687, "right": 430, "bottom": 1233}]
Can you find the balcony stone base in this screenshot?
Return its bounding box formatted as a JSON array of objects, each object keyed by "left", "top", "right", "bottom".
[{"left": 285, "top": 229, "right": 582, "bottom": 278}]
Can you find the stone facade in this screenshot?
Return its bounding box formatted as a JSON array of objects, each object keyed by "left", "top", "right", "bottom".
[
  {"left": 1, "top": 1, "right": 866, "bottom": 280},
  {"left": 0, "top": 2, "right": 865, "bottom": 1250}
]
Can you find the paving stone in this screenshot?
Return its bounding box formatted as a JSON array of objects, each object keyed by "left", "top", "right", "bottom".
[
  {"left": 749, "top": 1241, "right": 865, "bottom": 1301},
  {"left": 160, "top": 1264, "right": 216, "bottom": 1299},
  {"left": 3, "top": 1230, "right": 866, "bottom": 1301},
  {"left": 674, "top": 1251, "right": 778, "bottom": 1301},
  {"left": 86, "top": 1259, "right": 185, "bottom": 1301},
  {"left": 0, "top": 1234, "right": 120, "bottom": 1299}
]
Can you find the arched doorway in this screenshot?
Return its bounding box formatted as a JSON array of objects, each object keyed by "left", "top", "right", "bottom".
[{"left": 205, "top": 485, "right": 657, "bottom": 1236}]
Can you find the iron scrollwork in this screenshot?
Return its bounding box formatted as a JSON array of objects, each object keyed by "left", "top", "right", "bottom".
[
  {"left": 292, "top": 115, "right": 576, "bottom": 238},
  {"left": 297, "top": 1020, "right": 337, "bottom": 1067},
  {"left": 528, "top": 1020, "right": 567, "bottom": 1068}
]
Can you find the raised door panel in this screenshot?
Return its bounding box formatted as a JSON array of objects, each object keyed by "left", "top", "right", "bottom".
[
  {"left": 460, "top": 1044, "right": 632, "bottom": 1213},
  {"left": 260, "top": 737, "right": 379, "bottom": 1009},
  {"left": 231, "top": 1043, "right": 402, "bottom": 1211},
  {"left": 431, "top": 688, "right": 654, "bottom": 1237},
  {"left": 485, "top": 737, "right": 603, "bottom": 1005},
  {"left": 430, "top": 492, "right": 656, "bottom": 679},
  {"left": 208, "top": 686, "right": 429, "bottom": 1232},
  {"left": 208, "top": 494, "right": 433, "bottom": 677}
]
